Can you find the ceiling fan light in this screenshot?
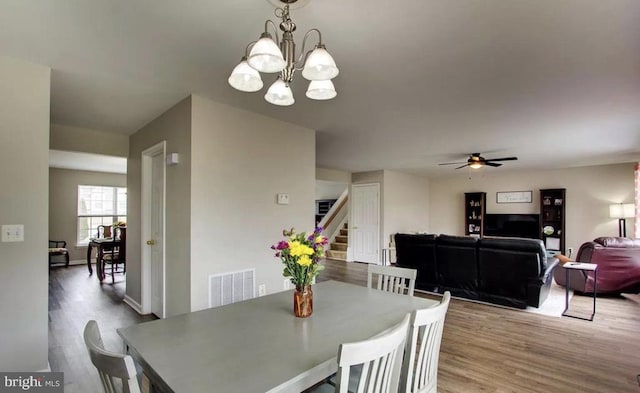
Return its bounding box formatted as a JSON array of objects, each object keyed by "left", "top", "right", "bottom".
[
  {"left": 302, "top": 46, "right": 339, "bottom": 81},
  {"left": 248, "top": 34, "right": 286, "bottom": 73},
  {"left": 469, "top": 162, "right": 483, "bottom": 169},
  {"left": 305, "top": 79, "right": 337, "bottom": 100},
  {"left": 264, "top": 78, "right": 295, "bottom": 106},
  {"left": 228, "top": 59, "right": 263, "bottom": 92}
]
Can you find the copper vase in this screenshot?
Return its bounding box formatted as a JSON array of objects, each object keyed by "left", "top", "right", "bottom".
[{"left": 293, "top": 285, "right": 313, "bottom": 318}]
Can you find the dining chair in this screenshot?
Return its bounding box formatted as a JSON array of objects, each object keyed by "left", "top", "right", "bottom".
[
  {"left": 311, "top": 314, "right": 411, "bottom": 393},
  {"left": 368, "top": 264, "right": 417, "bottom": 296},
  {"left": 102, "top": 227, "right": 126, "bottom": 284},
  {"left": 48, "top": 240, "right": 69, "bottom": 267},
  {"left": 83, "top": 320, "right": 150, "bottom": 393},
  {"left": 97, "top": 224, "right": 112, "bottom": 239},
  {"left": 399, "top": 292, "right": 451, "bottom": 393}
]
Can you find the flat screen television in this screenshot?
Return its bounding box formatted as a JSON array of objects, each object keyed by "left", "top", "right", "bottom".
[{"left": 483, "top": 214, "right": 540, "bottom": 239}]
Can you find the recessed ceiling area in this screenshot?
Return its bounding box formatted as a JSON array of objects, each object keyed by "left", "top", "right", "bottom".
[{"left": 49, "top": 150, "right": 127, "bottom": 174}]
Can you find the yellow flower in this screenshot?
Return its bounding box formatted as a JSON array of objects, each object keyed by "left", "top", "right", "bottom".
[
  {"left": 315, "top": 235, "right": 327, "bottom": 244},
  {"left": 297, "top": 255, "right": 312, "bottom": 266},
  {"left": 289, "top": 241, "right": 314, "bottom": 257}
]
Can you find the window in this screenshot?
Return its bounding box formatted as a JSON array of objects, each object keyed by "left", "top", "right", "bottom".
[{"left": 77, "top": 185, "right": 127, "bottom": 246}]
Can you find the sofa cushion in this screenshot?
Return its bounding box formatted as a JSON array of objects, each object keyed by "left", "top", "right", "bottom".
[
  {"left": 594, "top": 237, "right": 640, "bottom": 248},
  {"left": 478, "top": 237, "right": 547, "bottom": 269},
  {"left": 394, "top": 233, "right": 438, "bottom": 290},
  {"left": 435, "top": 235, "right": 479, "bottom": 291}
]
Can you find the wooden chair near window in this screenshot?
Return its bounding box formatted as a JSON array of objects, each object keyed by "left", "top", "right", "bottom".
[
  {"left": 48, "top": 240, "right": 69, "bottom": 267},
  {"left": 97, "top": 224, "right": 112, "bottom": 239},
  {"left": 101, "top": 227, "right": 126, "bottom": 284},
  {"left": 367, "top": 264, "right": 417, "bottom": 296}
]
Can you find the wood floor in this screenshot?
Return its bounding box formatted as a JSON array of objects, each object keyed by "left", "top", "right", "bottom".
[{"left": 49, "top": 261, "right": 640, "bottom": 393}]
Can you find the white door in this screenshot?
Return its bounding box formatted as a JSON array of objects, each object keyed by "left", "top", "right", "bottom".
[
  {"left": 142, "top": 142, "right": 166, "bottom": 318},
  {"left": 351, "top": 183, "right": 380, "bottom": 264}
]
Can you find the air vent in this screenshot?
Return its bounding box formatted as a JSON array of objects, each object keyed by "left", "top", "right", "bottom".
[{"left": 208, "top": 269, "right": 255, "bottom": 308}]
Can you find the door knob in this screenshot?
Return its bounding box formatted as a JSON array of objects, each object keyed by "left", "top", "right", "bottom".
[{"left": 146, "top": 240, "right": 156, "bottom": 245}]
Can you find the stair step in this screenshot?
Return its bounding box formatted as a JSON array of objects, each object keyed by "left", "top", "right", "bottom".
[
  {"left": 330, "top": 243, "right": 347, "bottom": 251},
  {"left": 326, "top": 250, "right": 347, "bottom": 261},
  {"left": 335, "top": 235, "right": 348, "bottom": 243},
  {"left": 339, "top": 229, "right": 348, "bottom": 236}
]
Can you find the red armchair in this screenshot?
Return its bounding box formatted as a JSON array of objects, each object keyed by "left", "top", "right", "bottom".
[{"left": 554, "top": 237, "right": 640, "bottom": 294}]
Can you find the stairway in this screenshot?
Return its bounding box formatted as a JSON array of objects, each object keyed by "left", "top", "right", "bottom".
[{"left": 326, "top": 222, "right": 348, "bottom": 261}]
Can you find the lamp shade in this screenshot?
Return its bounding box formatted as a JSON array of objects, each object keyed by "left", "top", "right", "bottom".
[
  {"left": 305, "top": 79, "right": 337, "bottom": 100},
  {"left": 248, "top": 35, "right": 286, "bottom": 73},
  {"left": 302, "top": 46, "right": 339, "bottom": 81},
  {"left": 264, "top": 79, "right": 294, "bottom": 106},
  {"left": 609, "top": 203, "right": 635, "bottom": 218},
  {"left": 228, "top": 59, "right": 263, "bottom": 92}
]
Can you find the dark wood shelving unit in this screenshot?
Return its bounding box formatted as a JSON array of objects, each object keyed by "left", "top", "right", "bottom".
[
  {"left": 465, "top": 192, "right": 486, "bottom": 237},
  {"left": 540, "top": 188, "right": 566, "bottom": 254}
]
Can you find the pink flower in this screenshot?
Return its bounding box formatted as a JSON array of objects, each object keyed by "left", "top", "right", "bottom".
[{"left": 276, "top": 241, "right": 289, "bottom": 250}]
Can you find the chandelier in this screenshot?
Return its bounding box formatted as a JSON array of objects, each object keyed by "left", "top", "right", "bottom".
[{"left": 228, "top": 0, "right": 339, "bottom": 106}]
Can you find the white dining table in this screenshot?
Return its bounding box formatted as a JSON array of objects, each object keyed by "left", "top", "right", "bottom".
[{"left": 117, "top": 280, "right": 437, "bottom": 393}]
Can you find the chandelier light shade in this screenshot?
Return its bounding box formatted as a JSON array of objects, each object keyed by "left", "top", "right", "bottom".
[
  {"left": 265, "top": 78, "right": 295, "bottom": 106},
  {"left": 247, "top": 33, "right": 286, "bottom": 73},
  {"left": 301, "top": 45, "right": 339, "bottom": 81},
  {"left": 228, "top": 0, "right": 338, "bottom": 106},
  {"left": 227, "top": 58, "right": 264, "bottom": 92},
  {"left": 305, "top": 79, "right": 336, "bottom": 100}
]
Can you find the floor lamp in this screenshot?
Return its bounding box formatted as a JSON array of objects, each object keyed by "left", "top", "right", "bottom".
[{"left": 609, "top": 203, "right": 634, "bottom": 237}]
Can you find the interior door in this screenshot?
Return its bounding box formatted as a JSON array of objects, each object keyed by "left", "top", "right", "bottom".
[
  {"left": 141, "top": 141, "right": 166, "bottom": 319},
  {"left": 150, "top": 151, "right": 165, "bottom": 318},
  {"left": 351, "top": 183, "right": 380, "bottom": 264}
]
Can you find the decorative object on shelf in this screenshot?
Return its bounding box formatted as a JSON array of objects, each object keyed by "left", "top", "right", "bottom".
[
  {"left": 609, "top": 203, "right": 634, "bottom": 237},
  {"left": 543, "top": 225, "right": 554, "bottom": 236},
  {"left": 228, "top": 0, "right": 339, "bottom": 106},
  {"left": 271, "top": 227, "right": 327, "bottom": 317},
  {"left": 496, "top": 191, "right": 532, "bottom": 204},
  {"left": 540, "top": 188, "right": 566, "bottom": 253},
  {"left": 464, "top": 192, "right": 486, "bottom": 236}
]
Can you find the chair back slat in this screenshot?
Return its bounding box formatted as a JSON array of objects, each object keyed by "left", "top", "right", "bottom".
[
  {"left": 83, "top": 320, "right": 142, "bottom": 393},
  {"left": 400, "top": 292, "right": 450, "bottom": 393},
  {"left": 336, "top": 314, "right": 410, "bottom": 393},
  {"left": 368, "top": 265, "right": 417, "bottom": 296}
]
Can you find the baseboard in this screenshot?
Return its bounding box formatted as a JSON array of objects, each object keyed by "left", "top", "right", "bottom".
[{"left": 123, "top": 295, "right": 145, "bottom": 315}]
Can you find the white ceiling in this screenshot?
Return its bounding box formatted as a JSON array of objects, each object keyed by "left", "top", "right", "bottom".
[{"left": 2, "top": 0, "right": 639, "bottom": 177}]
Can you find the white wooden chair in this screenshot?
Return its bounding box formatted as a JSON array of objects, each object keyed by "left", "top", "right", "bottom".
[
  {"left": 83, "top": 320, "right": 149, "bottom": 393},
  {"left": 368, "top": 264, "right": 417, "bottom": 296},
  {"left": 311, "top": 314, "right": 410, "bottom": 393},
  {"left": 400, "top": 292, "right": 451, "bottom": 393}
]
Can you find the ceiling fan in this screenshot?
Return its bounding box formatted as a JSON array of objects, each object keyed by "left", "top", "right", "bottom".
[{"left": 438, "top": 153, "right": 518, "bottom": 169}]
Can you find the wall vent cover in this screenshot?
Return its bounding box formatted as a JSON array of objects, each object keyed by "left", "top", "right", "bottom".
[{"left": 208, "top": 268, "right": 255, "bottom": 308}]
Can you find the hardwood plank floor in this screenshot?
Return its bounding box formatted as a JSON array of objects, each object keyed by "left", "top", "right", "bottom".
[{"left": 49, "top": 260, "right": 640, "bottom": 393}]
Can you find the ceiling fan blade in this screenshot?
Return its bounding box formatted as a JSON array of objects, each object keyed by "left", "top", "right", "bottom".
[
  {"left": 454, "top": 164, "right": 470, "bottom": 170},
  {"left": 438, "top": 161, "right": 467, "bottom": 166},
  {"left": 485, "top": 156, "right": 518, "bottom": 162},
  {"left": 486, "top": 162, "right": 502, "bottom": 167}
]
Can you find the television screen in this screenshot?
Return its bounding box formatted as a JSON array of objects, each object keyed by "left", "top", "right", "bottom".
[{"left": 483, "top": 214, "right": 540, "bottom": 239}]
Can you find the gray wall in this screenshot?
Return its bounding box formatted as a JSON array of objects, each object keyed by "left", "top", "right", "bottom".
[
  {"left": 50, "top": 123, "right": 128, "bottom": 157},
  {"left": 0, "top": 56, "right": 50, "bottom": 371},
  {"left": 190, "top": 95, "right": 315, "bottom": 311},
  {"left": 49, "top": 168, "right": 127, "bottom": 262},
  {"left": 128, "top": 96, "right": 192, "bottom": 317}
]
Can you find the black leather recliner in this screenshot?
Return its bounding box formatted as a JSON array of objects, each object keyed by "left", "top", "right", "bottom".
[
  {"left": 394, "top": 234, "right": 437, "bottom": 291},
  {"left": 394, "top": 233, "right": 559, "bottom": 308}
]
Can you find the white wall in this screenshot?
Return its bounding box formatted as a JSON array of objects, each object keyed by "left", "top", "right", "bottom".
[
  {"left": 0, "top": 56, "right": 50, "bottom": 371},
  {"left": 49, "top": 168, "right": 126, "bottom": 262},
  {"left": 429, "top": 163, "right": 636, "bottom": 255},
  {"left": 382, "top": 170, "right": 430, "bottom": 247},
  {"left": 190, "top": 95, "right": 315, "bottom": 311}
]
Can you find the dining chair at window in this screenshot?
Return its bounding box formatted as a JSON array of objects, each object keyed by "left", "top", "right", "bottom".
[
  {"left": 400, "top": 292, "right": 451, "bottom": 393},
  {"left": 368, "top": 264, "right": 417, "bottom": 296},
  {"left": 48, "top": 240, "right": 69, "bottom": 267},
  {"left": 97, "top": 225, "right": 112, "bottom": 239},
  {"left": 101, "top": 227, "right": 126, "bottom": 284},
  {"left": 311, "top": 314, "right": 411, "bottom": 393},
  {"left": 83, "top": 320, "right": 150, "bottom": 393}
]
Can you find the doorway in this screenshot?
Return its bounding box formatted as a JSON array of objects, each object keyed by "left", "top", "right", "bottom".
[{"left": 350, "top": 183, "right": 380, "bottom": 264}]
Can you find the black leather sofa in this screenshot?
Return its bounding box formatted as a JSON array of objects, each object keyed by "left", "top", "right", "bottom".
[{"left": 394, "top": 233, "right": 559, "bottom": 308}]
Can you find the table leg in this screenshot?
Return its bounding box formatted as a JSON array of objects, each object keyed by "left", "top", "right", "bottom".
[
  {"left": 562, "top": 267, "right": 570, "bottom": 316},
  {"left": 86, "top": 244, "right": 93, "bottom": 275}
]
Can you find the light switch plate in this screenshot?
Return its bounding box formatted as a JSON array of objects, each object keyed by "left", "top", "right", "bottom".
[
  {"left": 277, "top": 193, "right": 290, "bottom": 205},
  {"left": 2, "top": 225, "right": 24, "bottom": 242}
]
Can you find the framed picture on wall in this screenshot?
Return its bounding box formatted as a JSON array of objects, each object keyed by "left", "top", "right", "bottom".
[{"left": 496, "top": 191, "right": 533, "bottom": 204}]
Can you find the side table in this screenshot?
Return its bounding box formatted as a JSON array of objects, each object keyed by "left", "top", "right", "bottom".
[{"left": 562, "top": 262, "right": 598, "bottom": 321}]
